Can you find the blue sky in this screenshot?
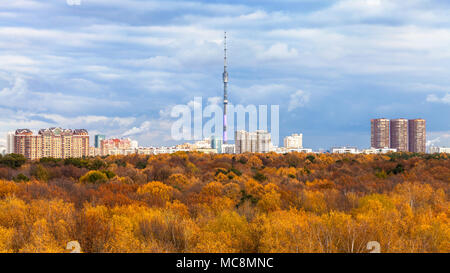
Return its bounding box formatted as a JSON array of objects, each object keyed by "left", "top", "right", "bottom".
[{"left": 0, "top": 0, "right": 450, "bottom": 149}]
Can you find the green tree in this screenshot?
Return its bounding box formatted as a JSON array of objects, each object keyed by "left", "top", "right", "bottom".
[{"left": 0, "top": 154, "right": 27, "bottom": 169}]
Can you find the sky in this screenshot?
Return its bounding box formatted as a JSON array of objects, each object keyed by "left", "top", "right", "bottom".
[{"left": 0, "top": 0, "right": 450, "bottom": 150}]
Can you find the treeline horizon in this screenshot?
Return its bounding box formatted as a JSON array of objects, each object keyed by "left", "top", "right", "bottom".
[{"left": 0, "top": 152, "right": 448, "bottom": 253}]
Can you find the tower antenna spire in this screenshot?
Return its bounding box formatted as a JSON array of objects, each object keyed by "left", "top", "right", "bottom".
[
  {"left": 224, "top": 31, "right": 227, "bottom": 67},
  {"left": 223, "top": 31, "right": 229, "bottom": 144}
]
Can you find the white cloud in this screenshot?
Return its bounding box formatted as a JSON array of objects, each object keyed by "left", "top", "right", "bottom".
[
  {"left": 0, "top": 77, "right": 128, "bottom": 113},
  {"left": 238, "top": 10, "right": 268, "bottom": 20},
  {"left": 88, "top": 0, "right": 249, "bottom": 14},
  {"left": 259, "top": 43, "right": 299, "bottom": 61},
  {"left": 0, "top": 0, "right": 47, "bottom": 9},
  {"left": 427, "top": 137, "right": 441, "bottom": 147},
  {"left": 426, "top": 93, "right": 450, "bottom": 104},
  {"left": 207, "top": 96, "right": 222, "bottom": 105},
  {"left": 288, "top": 89, "right": 310, "bottom": 111},
  {"left": 123, "top": 56, "right": 182, "bottom": 70},
  {"left": 122, "top": 121, "right": 151, "bottom": 136},
  {"left": 122, "top": 119, "right": 175, "bottom": 145},
  {"left": 427, "top": 131, "right": 450, "bottom": 147},
  {"left": 187, "top": 98, "right": 202, "bottom": 109},
  {"left": 234, "top": 84, "right": 291, "bottom": 96},
  {"left": 38, "top": 114, "right": 136, "bottom": 128}
]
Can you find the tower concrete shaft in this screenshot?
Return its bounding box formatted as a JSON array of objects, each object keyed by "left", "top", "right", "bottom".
[{"left": 223, "top": 32, "right": 229, "bottom": 144}]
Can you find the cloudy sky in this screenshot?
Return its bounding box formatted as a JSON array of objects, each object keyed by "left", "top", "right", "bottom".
[{"left": 1, "top": 0, "right": 450, "bottom": 149}]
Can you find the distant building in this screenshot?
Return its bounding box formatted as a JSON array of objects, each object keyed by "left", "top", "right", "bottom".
[
  {"left": 235, "top": 130, "right": 271, "bottom": 153},
  {"left": 211, "top": 136, "right": 223, "bottom": 153},
  {"left": 256, "top": 131, "right": 271, "bottom": 153},
  {"left": 94, "top": 134, "right": 106, "bottom": 148},
  {"left": 331, "top": 147, "right": 360, "bottom": 154},
  {"left": 371, "top": 118, "right": 390, "bottom": 148},
  {"left": 89, "top": 147, "right": 101, "bottom": 157},
  {"left": 235, "top": 131, "right": 248, "bottom": 154},
  {"left": 193, "top": 148, "right": 218, "bottom": 154},
  {"left": 14, "top": 128, "right": 89, "bottom": 160},
  {"left": 284, "top": 133, "right": 303, "bottom": 149},
  {"left": 390, "top": 119, "right": 408, "bottom": 152},
  {"left": 288, "top": 148, "right": 313, "bottom": 153},
  {"left": 138, "top": 146, "right": 188, "bottom": 155},
  {"left": 193, "top": 139, "right": 211, "bottom": 149},
  {"left": 100, "top": 138, "right": 132, "bottom": 156},
  {"left": 131, "top": 140, "right": 139, "bottom": 149},
  {"left": 362, "top": 147, "right": 397, "bottom": 154},
  {"left": 15, "top": 129, "right": 41, "bottom": 160},
  {"left": 6, "top": 132, "right": 15, "bottom": 154},
  {"left": 222, "top": 144, "right": 235, "bottom": 154},
  {"left": 429, "top": 146, "right": 450, "bottom": 154},
  {"left": 176, "top": 143, "right": 194, "bottom": 150},
  {"left": 275, "top": 147, "right": 313, "bottom": 154},
  {"left": 408, "top": 119, "right": 426, "bottom": 153}
]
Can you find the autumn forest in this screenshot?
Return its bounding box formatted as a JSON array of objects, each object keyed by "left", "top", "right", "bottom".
[{"left": 0, "top": 152, "right": 448, "bottom": 253}]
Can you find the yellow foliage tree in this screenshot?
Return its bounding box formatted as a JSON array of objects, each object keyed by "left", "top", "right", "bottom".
[{"left": 138, "top": 181, "right": 174, "bottom": 205}]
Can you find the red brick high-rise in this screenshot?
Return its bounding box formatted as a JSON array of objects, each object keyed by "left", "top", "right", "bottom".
[
  {"left": 408, "top": 119, "right": 426, "bottom": 153},
  {"left": 390, "top": 119, "right": 408, "bottom": 152},
  {"left": 371, "top": 118, "right": 390, "bottom": 148}
]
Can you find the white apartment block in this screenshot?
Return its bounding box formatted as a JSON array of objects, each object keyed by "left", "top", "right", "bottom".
[
  {"left": 284, "top": 133, "right": 303, "bottom": 149},
  {"left": 287, "top": 148, "right": 313, "bottom": 153},
  {"left": 193, "top": 139, "right": 212, "bottom": 149},
  {"left": 362, "top": 147, "right": 397, "bottom": 154},
  {"left": 235, "top": 130, "right": 272, "bottom": 153},
  {"left": 429, "top": 146, "right": 450, "bottom": 154},
  {"left": 331, "top": 147, "right": 397, "bottom": 154},
  {"left": 275, "top": 147, "right": 313, "bottom": 154},
  {"left": 131, "top": 140, "right": 139, "bottom": 149},
  {"left": 222, "top": 144, "right": 235, "bottom": 154},
  {"left": 6, "top": 132, "right": 15, "bottom": 154},
  {"left": 331, "top": 147, "right": 360, "bottom": 154}
]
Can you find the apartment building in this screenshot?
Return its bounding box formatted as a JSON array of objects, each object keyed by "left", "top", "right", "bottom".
[{"left": 14, "top": 128, "right": 89, "bottom": 160}]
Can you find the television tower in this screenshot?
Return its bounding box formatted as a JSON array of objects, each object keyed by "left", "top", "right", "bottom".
[{"left": 223, "top": 31, "right": 229, "bottom": 144}]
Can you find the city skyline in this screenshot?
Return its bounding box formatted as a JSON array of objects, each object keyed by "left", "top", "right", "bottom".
[
  {"left": 0, "top": 1, "right": 450, "bottom": 150},
  {"left": 371, "top": 118, "right": 427, "bottom": 153}
]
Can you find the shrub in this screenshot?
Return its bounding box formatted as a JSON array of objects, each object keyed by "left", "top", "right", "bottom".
[
  {"left": 306, "top": 155, "right": 316, "bottom": 163},
  {"left": 388, "top": 164, "right": 405, "bottom": 175},
  {"left": 13, "top": 173, "right": 30, "bottom": 182},
  {"left": 39, "top": 157, "right": 62, "bottom": 165},
  {"left": 30, "top": 164, "right": 50, "bottom": 182},
  {"left": 135, "top": 161, "right": 147, "bottom": 169},
  {"left": 89, "top": 159, "right": 107, "bottom": 170},
  {"left": 230, "top": 168, "right": 242, "bottom": 176},
  {"left": 215, "top": 168, "right": 228, "bottom": 176},
  {"left": 253, "top": 172, "right": 267, "bottom": 182},
  {"left": 101, "top": 170, "right": 116, "bottom": 179},
  {"left": 375, "top": 170, "right": 388, "bottom": 179},
  {"left": 80, "top": 171, "right": 108, "bottom": 184}
]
